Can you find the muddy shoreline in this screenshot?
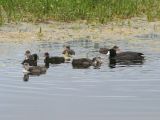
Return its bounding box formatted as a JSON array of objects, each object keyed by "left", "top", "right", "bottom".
[{"left": 0, "top": 17, "right": 160, "bottom": 42}]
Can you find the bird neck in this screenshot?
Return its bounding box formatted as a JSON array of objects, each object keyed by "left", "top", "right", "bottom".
[
  {"left": 109, "top": 49, "right": 117, "bottom": 58},
  {"left": 44, "top": 56, "right": 50, "bottom": 68}
]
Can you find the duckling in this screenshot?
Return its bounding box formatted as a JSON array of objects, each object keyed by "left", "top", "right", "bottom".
[
  {"left": 72, "top": 57, "right": 102, "bottom": 69},
  {"left": 23, "top": 63, "right": 47, "bottom": 75},
  {"left": 22, "top": 50, "right": 39, "bottom": 66},
  {"left": 99, "top": 48, "right": 109, "bottom": 54},
  {"left": 62, "top": 45, "right": 75, "bottom": 61},
  {"left": 32, "top": 53, "right": 39, "bottom": 66},
  {"left": 92, "top": 57, "right": 102, "bottom": 68},
  {"left": 44, "top": 52, "right": 65, "bottom": 65}
]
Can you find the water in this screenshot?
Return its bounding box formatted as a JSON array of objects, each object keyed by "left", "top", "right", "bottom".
[{"left": 0, "top": 36, "right": 160, "bottom": 120}]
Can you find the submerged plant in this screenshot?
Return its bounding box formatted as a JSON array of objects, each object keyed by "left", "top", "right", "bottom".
[{"left": 37, "top": 26, "right": 44, "bottom": 38}]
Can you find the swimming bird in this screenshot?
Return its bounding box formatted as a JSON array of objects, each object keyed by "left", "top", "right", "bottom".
[
  {"left": 99, "top": 48, "right": 109, "bottom": 54},
  {"left": 109, "top": 46, "right": 144, "bottom": 64},
  {"left": 116, "top": 52, "right": 144, "bottom": 63},
  {"left": 44, "top": 52, "right": 65, "bottom": 65},
  {"left": 62, "top": 45, "right": 75, "bottom": 61},
  {"left": 23, "top": 63, "right": 47, "bottom": 75},
  {"left": 72, "top": 57, "right": 102, "bottom": 69},
  {"left": 22, "top": 50, "right": 39, "bottom": 66}
]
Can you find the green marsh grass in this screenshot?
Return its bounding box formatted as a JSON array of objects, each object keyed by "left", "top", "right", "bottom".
[{"left": 0, "top": 0, "right": 160, "bottom": 25}]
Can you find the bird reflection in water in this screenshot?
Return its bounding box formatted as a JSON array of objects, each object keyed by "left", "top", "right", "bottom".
[{"left": 109, "top": 58, "right": 116, "bottom": 68}]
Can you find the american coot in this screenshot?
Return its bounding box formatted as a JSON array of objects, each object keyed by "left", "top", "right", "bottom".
[
  {"left": 116, "top": 52, "right": 144, "bottom": 63},
  {"left": 44, "top": 52, "right": 65, "bottom": 65},
  {"left": 72, "top": 57, "right": 102, "bottom": 69},
  {"left": 109, "top": 46, "right": 144, "bottom": 64}
]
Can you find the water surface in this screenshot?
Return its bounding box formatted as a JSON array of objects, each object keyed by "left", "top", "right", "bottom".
[{"left": 0, "top": 36, "right": 160, "bottom": 120}]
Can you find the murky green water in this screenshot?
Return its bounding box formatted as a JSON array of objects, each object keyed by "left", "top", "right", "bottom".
[{"left": 0, "top": 35, "right": 160, "bottom": 120}]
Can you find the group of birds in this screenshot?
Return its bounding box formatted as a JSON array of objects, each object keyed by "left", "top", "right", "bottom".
[{"left": 22, "top": 45, "right": 144, "bottom": 81}]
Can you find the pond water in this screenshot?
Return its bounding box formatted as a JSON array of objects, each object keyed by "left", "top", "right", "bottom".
[{"left": 0, "top": 35, "right": 160, "bottom": 120}]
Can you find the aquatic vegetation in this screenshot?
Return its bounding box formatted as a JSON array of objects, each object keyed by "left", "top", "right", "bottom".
[
  {"left": 37, "top": 26, "right": 44, "bottom": 38},
  {"left": 0, "top": 0, "right": 160, "bottom": 25}
]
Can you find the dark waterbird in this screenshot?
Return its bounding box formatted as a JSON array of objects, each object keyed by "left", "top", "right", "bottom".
[
  {"left": 109, "top": 46, "right": 144, "bottom": 65},
  {"left": 44, "top": 52, "right": 65, "bottom": 66},
  {"left": 72, "top": 57, "right": 102, "bottom": 69},
  {"left": 115, "top": 51, "right": 144, "bottom": 63}
]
